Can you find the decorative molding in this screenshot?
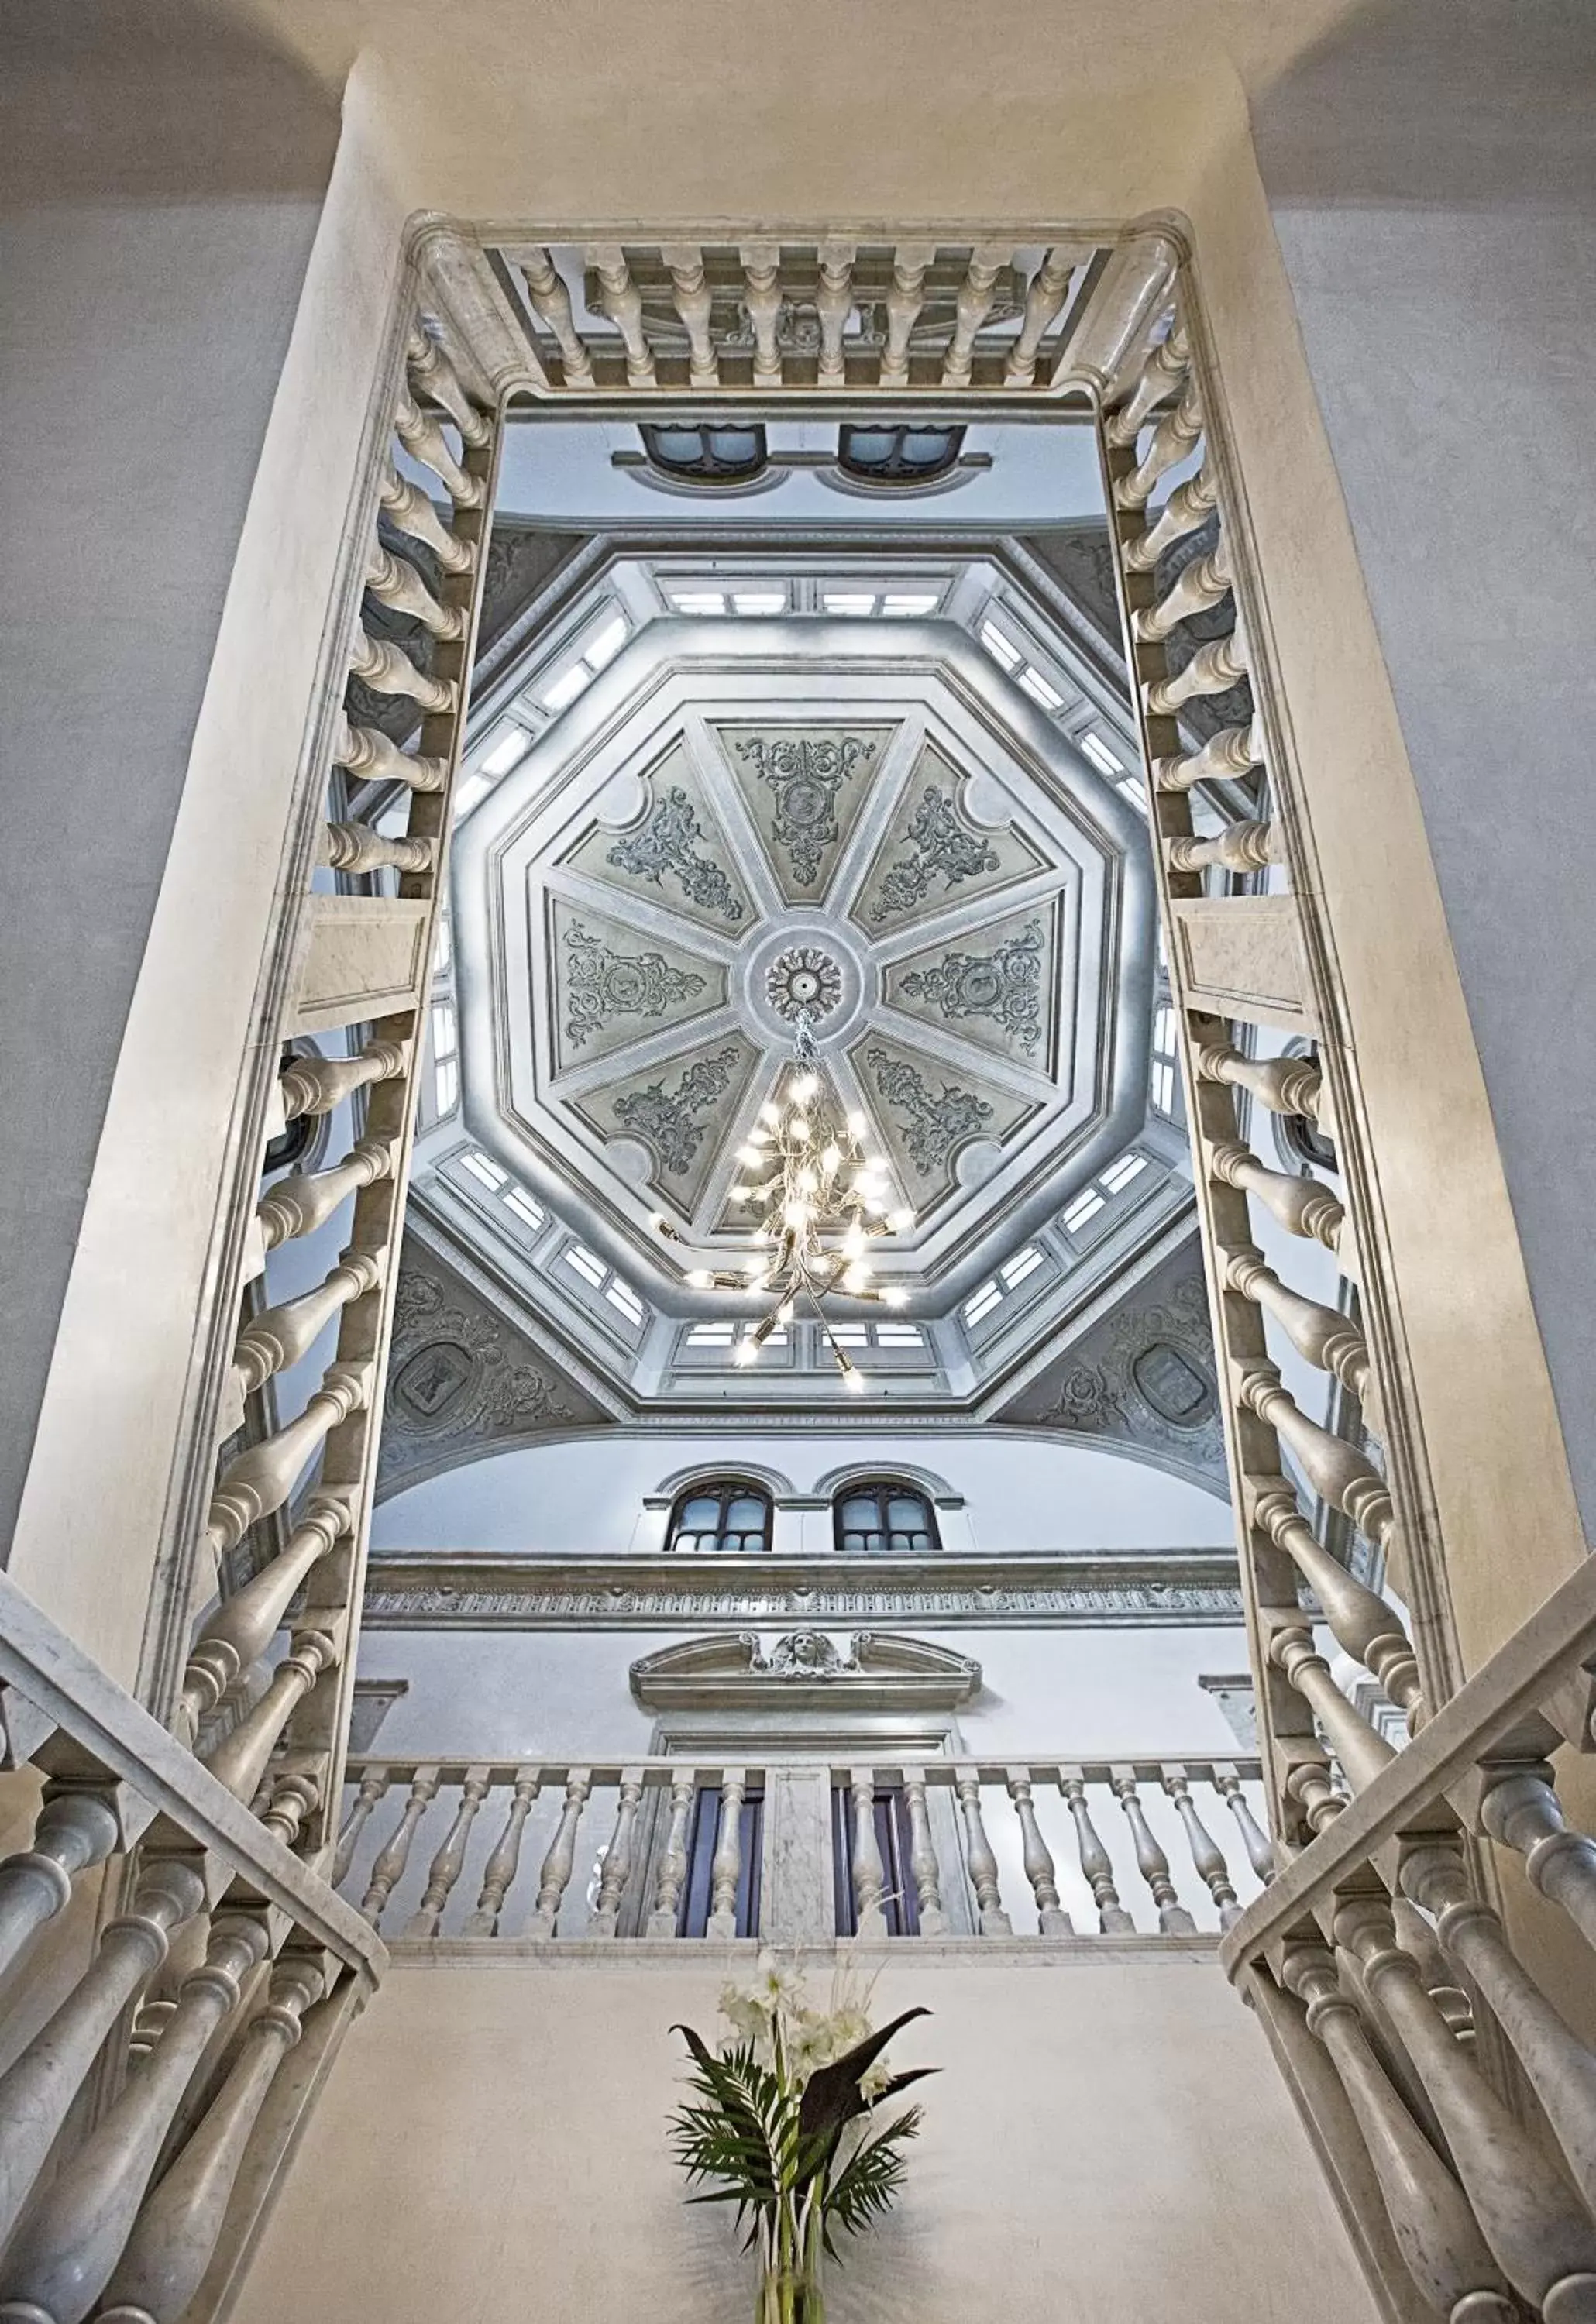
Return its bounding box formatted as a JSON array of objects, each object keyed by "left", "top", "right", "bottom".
[
  {"left": 734, "top": 731, "right": 877, "bottom": 885},
  {"left": 865, "top": 1047, "right": 994, "bottom": 1170},
  {"left": 868, "top": 785, "right": 1000, "bottom": 922},
  {"left": 613, "top": 1043, "right": 745, "bottom": 1178},
  {"left": 765, "top": 945, "right": 843, "bottom": 1025},
  {"left": 605, "top": 785, "right": 745, "bottom": 923},
  {"left": 898, "top": 917, "right": 1047, "bottom": 1052},
  {"left": 630, "top": 1629, "right": 982, "bottom": 1712},
  {"left": 559, "top": 917, "right": 709, "bottom": 1052},
  {"left": 360, "top": 1548, "right": 1243, "bottom": 1630}
]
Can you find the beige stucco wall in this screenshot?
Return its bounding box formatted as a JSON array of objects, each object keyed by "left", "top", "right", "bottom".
[{"left": 234, "top": 1951, "right": 1377, "bottom": 2324}]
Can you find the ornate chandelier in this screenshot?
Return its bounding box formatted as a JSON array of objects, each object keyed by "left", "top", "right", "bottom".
[{"left": 656, "top": 1014, "right": 913, "bottom": 1390}]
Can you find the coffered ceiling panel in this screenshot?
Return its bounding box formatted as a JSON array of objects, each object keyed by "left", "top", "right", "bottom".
[
  {"left": 547, "top": 896, "right": 727, "bottom": 1071},
  {"left": 711, "top": 722, "right": 896, "bottom": 906},
  {"left": 560, "top": 737, "right": 755, "bottom": 933},
  {"left": 853, "top": 741, "right": 1047, "bottom": 932},
  {"left": 882, "top": 899, "right": 1063, "bottom": 1073}
]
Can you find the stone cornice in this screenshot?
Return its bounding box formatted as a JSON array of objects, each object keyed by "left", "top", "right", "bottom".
[{"left": 361, "top": 1547, "right": 1243, "bottom": 1629}]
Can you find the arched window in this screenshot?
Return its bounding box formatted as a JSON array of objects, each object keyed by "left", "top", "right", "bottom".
[
  {"left": 638, "top": 421, "right": 769, "bottom": 487},
  {"left": 836, "top": 423, "right": 965, "bottom": 487},
  {"left": 665, "top": 1478, "right": 772, "bottom": 1555},
  {"left": 832, "top": 1480, "right": 940, "bottom": 1557}
]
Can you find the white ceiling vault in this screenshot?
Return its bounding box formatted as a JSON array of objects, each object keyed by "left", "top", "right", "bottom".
[{"left": 408, "top": 545, "right": 1196, "bottom": 1415}]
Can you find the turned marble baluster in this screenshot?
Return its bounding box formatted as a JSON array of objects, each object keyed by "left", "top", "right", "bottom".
[
  {"left": 1061, "top": 1769, "right": 1134, "bottom": 1931},
  {"left": 1006, "top": 1770, "right": 1071, "bottom": 1934},
  {"left": 1481, "top": 1765, "right": 1596, "bottom": 1954},
  {"left": 257, "top": 1136, "right": 395, "bottom": 1250},
  {"left": 0, "top": 1916, "right": 270, "bottom": 2322},
  {"left": 1193, "top": 1040, "right": 1324, "bottom": 1124},
  {"left": 879, "top": 243, "right": 935, "bottom": 388},
  {"left": 587, "top": 246, "right": 655, "bottom": 387},
  {"left": 815, "top": 239, "right": 855, "bottom": 387},
  {"left": 848, "top": 1769, "right": 887, "bottom": 1940},
  {"left": 260, "top": 1768, "right": 320, "bottom": 1851},
  {"left": 525, "top": 1769, "right": 591, "bottom": 1939},
  {"left": 739, "top": 242, "right": 783, "bottom": 388},
  {"left": 1336, "top": 1896, "right": 1596, "bottom": 2315},
  {"left": 943, "top": 242, "right": 1010, "bottom": 387},
  {"left": 279, "top": 1037, "right": 408, "bottom": 1121},
  {"left": 1112, "top": 1769, "right": 1196, "bottom": 1933},
  {"left": 1106, "top": 325, "right": 1190, "bottom": 445},
  {"left": 203, "top": 1366, "right": 370, "bottom": 1559},
  {"left": 405, "top": 325, "right": 490, "bottom": 445},
  {"left": 392, "top": 387, "right": 483, "bottom": 506},
  {"left": 647, "top": 1772, "right": 697, "bottom": 1937},
  {"left": 332, "top": 1768, "right": 390, "bottom": 1889},
  {"left": 1281, "top": 1943, "right": 1516, "bottom": 2323},
  {"left": 319, "top": 821, "right": 437, "bottom": 878},
  {"left": 0, "top": 1858, "right": 205, "bottom": 2250},
  {"left": 1206, "top": 1138, "right": 1344, "bottom": 1252},
  {"left": 347, "top": 629, "right": 456, "bottom": 714},
  {"left": 1152, "top": 719, "right": 1264, "bottom": 794},
  {"left": 332, "top": 710, "right": 449, "bottom": 793},
  {"left": 1212, "top": 1768, "right": 1275, "bottom": 1881},
  {"left": 100, "top": 1956, "right": 326, "bottom": 2324},
  {"left": 466, "top": 1769, "right": 540, "bottom": 1936},
  {"left": 706, "top": 1770, "right": 747, "bottom": 1940},
  {"left": 1285, "top": 1756, "right": 1347, "bottom": 1838},
  {"left": 1238, "top": 1363, "right": 1395, "bottom": 1552},
  {"left": 1161, "top": 1768, "right": 1240, "bottom": 1928},
  {"left": 518, "top": 249, "right": 596, "bottom": 389},
  {"left": 1222, "top": 1249, "right": 1372, "bottom": 1404},
  {"left": 1391, "top": 1892, "right": 1474, "bottom": 2043},
  {"left": 901, "top": 1770, "right": 947, "bottom": 1935},
  {"left": 955, "top": 1772, "right": 1012, "bottom": 1936},
  {"left": 178, "top": 1496, "right": 347, "bottom": 1746},
  {"left": 0, "top": 1791, "right": 121, "bottom": 1987},
  {"left": 588, "top": 1770, "right": 645, "bottom": 1938},
  {"left": 364, "top": 541, "right": 463, "bottom": 638},
  {"left": 200, "top": 1628, "right": 342, "bottom": 1806},
  {"left": 1249, "top": 1481, "right": 1422, "bottom": 1722},
  {"left": 407, "top": 1767, "right": 492, "bottom": 1937},
  {"left": 1114, "top": 381, "right": 1203, "bottom": 509},
  {"left": 1123, "top": 466, "right": 1218, "bottom": 571},
  {"left": 361, "top": 1767, "right": 441, "bottom": 1927},
  {"left": 1134, "top": 540, "right": 1230, "bottom": 641},
  {"left": 231, "top": 1252, "right": 383, "bottom": 1399},
  {"left": 661, "top": 245, "right": 717, "bottom": 388},
  {"left": 1269, "top": 1628, "right": 1398, "bottom": 1796},
  {"left": 1165, "top": 820, "right": 1284, "bottom": 876},
  {"left": 1144, "top": 631, "right": 1250, "bottom": 716},
  {"left": 1005, "top": 247, "right": 1075, "bottom": 387},
  {"left": 378, "top": 466, "right": 474, "bottom": 575}
]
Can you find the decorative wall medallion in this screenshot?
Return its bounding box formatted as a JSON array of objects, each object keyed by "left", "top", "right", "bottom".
[
  {"left": 765, "top": 946, "right": 843, "bottom": 1024},
  {"left": 561, "top": 918, "right": 709, "bottom": 1050},
  {"left": 897, "top": 917, "right": 1045, "bottom": 1050},
  {"left": 865, "top": 1047, "right": 994, "bottom": 1171},
  {"left": 734, "top": 733, "right": 876, "bottom": 885},
  {"left": 605, "top": 786, "right": 745, "bottom": 922},
  {"left": 614, "top": 1045, "right": 745, "bottom": 1177},
  {"left": 1131, "top": 1340, "right": 1212, "bottom": 1428}
]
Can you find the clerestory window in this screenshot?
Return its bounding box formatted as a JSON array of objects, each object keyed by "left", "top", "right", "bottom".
[
  {"left": 639, "top": 421, "right": 769, "bottom": 486},
  {"left": 665, "top": 1478, "right": 772, "bottom": 1555},
  {"left": 832, "top": 1480, "right": 940, "bottom": 1557},
  {"left": 837, "top": 423, "right": 965, "bottom": 486}
]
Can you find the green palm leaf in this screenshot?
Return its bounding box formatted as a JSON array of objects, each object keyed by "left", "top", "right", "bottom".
[{"left": 819, "top": 2107, "right": 924, "bottom": 2257}]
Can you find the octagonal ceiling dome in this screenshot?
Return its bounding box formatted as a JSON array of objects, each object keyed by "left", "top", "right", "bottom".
[{"left": 449, "top": 615, "right": 1156, "bottom": 1315}]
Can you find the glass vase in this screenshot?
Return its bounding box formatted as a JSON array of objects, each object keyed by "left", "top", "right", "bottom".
[{"left": 755, "top": 2264, "right": 824, "bottom": 2324}]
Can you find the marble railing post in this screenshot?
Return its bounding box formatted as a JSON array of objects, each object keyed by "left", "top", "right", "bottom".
[
  {"left": 202, "top": 1365, "right": 370, "bottom": 1559},
  {"left": 900, "top": 1770, "right": 947, "bottom": 1936},
  {"left": 0, "top": 1790, "right": 121, "bottom": 1986},
  {"left": 407, "top": 1767, "right": 491, "bottom": 1937},
  {"left": 332, "top": 1767, "right": 390, "bottom": 1889},
  {"left": 1161, "top": 1768, "right": 1240, "bottom": 1929},
  {"left": 1237, "top": 1363, "right": 1395, "bottom": 1555},
  {"left": 177, "top": 1496, "right": 348, "bottom": 1748},
  {"left": 661, "top": 246, "right": 717, "bottom": 389},
  {"left": 955, "top": 1772, "right": 1011, "bottom": 1936},
  {"left": 1249, "top": 1482, "right": 1422, "bottom": 1726},
  {"left": 255, "top": 1139, "right": 395, "bottom": 1253},
  {"left": 943, "top": 243, "right": 1010, "bottom": 387},
  {"left": 230, "top": 1253, "right": 384, "bottom": 1398},
  {"left": 1112, "top": 1769, "right": 1196, "bottom": 1934},
  {"left": 525, "top": 1770, "right": 590, "bottom": 1940},
  {"left": 1061, "top": 1770, "right": 1135, "bottom": 1931},
  {"left": 1222, "top": 1249, "right": 1372, "bottom": 1405},
  {"left": 361, "top": 1766, "right": 440, "bottom": 1928},
  {"left": 706, "top": 1771, "right": 747, "bottom": 1941},
  {"left": 1006, "top": 247, "right": 1075, "bottom": 387},
  {"left": 647, "top": 1773, "right": 697, "bottom": 1939},
  {"left": 738, "top": 243, "right": 783, "bottom": 389},
  {"left": 587, "top": 246, "right": 655, "bottom": 387},
  {"left": 848, "top": 1769, "right": 887, "bottom": 1940},
  {"left": 1206, "top": 1140, "right": 1344, "bottom": 1253},
  {"left": 198, "top": 1628, "right": 342, "bottom": 1807},
  {"left": 518, "top": 250, "right": 596, "bottom": 389},
  {"left": 1269, "top": 1628, "right": 1398, "bottom": 1796},
  {"left": 1481, "top": 1763, "right": 1596, "bottom": 1953},
  {"left": 465, "top": 1769, "right": 540, "bottom": 1937},
  {"left": 1212, "top": 1767, "right": 1275, "bottom": 1882},
  {"left": 277, "top": 1039, "right": 407, "bottom": 1122},
  {"left": 1005, "top": 1770, "right": 1072, "bottom": 1934},
  {"left": 814, "top": 240, "right": 855, "bottom": 388},
  {"left": 98, "top": 1956, "right": 328, "bottom": 2324},
  {"left": 879, "top": 244, "right": 934, "bottom": 388},
  {"left": 588, "top": 1771, "right": 645, "bottom": 1938}
]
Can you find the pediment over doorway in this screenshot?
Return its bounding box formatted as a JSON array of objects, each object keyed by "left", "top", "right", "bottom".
[{"left": 628, "top": 1629, "right": 981, "bottom": 1713}]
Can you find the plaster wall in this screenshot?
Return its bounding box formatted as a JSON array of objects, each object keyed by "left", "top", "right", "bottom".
[
  {"left": 371, "top": 1431, "right": 1235, "bottom": 1555},
  {"left": 232, "top": 1951, "right": 1377, "bottom": 2324}
]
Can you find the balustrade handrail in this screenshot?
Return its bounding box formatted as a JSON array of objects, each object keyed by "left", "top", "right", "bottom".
[
  {"left": 0, "top": 1570, "right": 383, "bottom": 1987},
  {"left": 344, "top": 1750, "right": 1263, "bottom": 1786}
]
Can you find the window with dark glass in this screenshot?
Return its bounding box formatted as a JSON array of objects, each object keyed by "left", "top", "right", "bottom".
[
  {"left": 677, "top": 1781, "right": 764, "bottom": 1937},
  {"left": 832, "top": 1480, "right": 939, "bottom": 1557},
  {"left": 831, "top": 1783, "right": 920, "bottom": 1937},
  {"left": 639, "top": 421, "right": 769, "bottom": 484},
  {"left": 665, "top": 1479, "right": 772, "bottom": 1555},
  {"left": 837, "top": 423, "right": 965, "bottom": 486}
]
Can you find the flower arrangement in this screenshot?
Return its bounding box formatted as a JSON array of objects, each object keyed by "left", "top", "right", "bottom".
[{"left": 669, "top": 1952, "right": 935, "bottom": 2323}]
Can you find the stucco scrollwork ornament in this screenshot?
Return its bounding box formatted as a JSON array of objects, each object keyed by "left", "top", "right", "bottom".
[
  {"left": 630, "top": 1629, "right": 981, "bottom": 1710},
  {"left": 866, "top": 1048, "right": 994, "bottom": 1171},
  {"left": 736, "top": 733, "right": 875, "bottom": 885},
  {"left": 614, "top": 1046, "right": 743, "bottom": 1177},
  {"left": 899, "top": 918, "right": 1045, "bottom": 1049},
  {"left": 765, "top": 946, "right": 843, "bottom": 1025},
  {"left": 870, "top": 786, "right": 1000, "bottom": 923},
  {"left": 561, "top": 920, "right": 708, "bottom": 1050},
  {"left": 606, "top": 786, "right": 745, "bottom": 922}
]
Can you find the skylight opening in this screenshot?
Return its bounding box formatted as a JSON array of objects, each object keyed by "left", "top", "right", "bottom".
[
  {"left": 459, "top": 1148, "right": 506, "bottom": 1191},
  {"left": 1018, "top": 668, "right": 1064, "bottom": 711},
  {"left": 732, "top": 590, "right": 786, "bottom": 615},
  {"left": 538, "top": 605, "right": 631, "bottom": 713},
  {"left": 452, "top": 772, "right": 492, "bottom": 821},
  {"left": 563, "top": 1243, "right": 607, "bottom": 1288},
  {"left": 669, "top": 589, "right": 727, "bottom": 615},
  {"left": 875, "top": 1322, "right": 925, "bottom": 1346},
  {"left": 1117, "top": 772, "right": 1150, "bottom": 814},
  {"left": 686, "top": 1322, "right": 735, "bottom": 1345},
  {"left": 503, "top": 1186, "right": 546, "bottom": 1230},
  {"left": 1000, "top": 1245, "right": 1044, "bottom": 1289},
  {"left": 1101, "top": 1151, "right": 1149, "bottom": 1195},
  {"left": 824, "top": 590, "right": 876, "bottom": 616},
  {"left": 430, "top": 1001, "right": 459, "bottom": 1116},
  {"left": 607, "top": 1279, "right": 645, "bottom": 1324},
  {"left": 1061, "top": 1187, "right": 1106, "bottom": 1233},
  {"left": 480, "top": 724, "right": 532, "bottom": 779},
  {"left": 962, "top": 1279, "right": 1003, "bottom": 1325},
  {"left": 1080, "top": 732, "right": 1123, "bottom": 777},
  {"left": 882, "top": 591, "right": 941, "bottom": 617},
  {"left": 979, "top": 618, "right": 1023, "bottom": 671}
]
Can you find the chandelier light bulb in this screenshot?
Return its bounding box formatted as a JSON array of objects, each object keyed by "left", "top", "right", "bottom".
[
  {"left": 846, "top": 1110, "right": 867, "bottom": 1136},
  {"left": 796, "top": 1164, "right": 819, "bottom": 1196},
  {"left": 841, "top": 1362, "right": 865, "bottom": 1394},
  {"left": 843, "top": 1218, "right": 867, "bottom": 1260},
  {"left": 783, "top": 1198, "right": 812, "bottom": 1230},
  {"left": 789, "top": 1073, "right": 818, "bottom": 1105},
  {"left": 758, "top": 1102, "right": 780, "bottom": 1126},
  {"left": 881, "top": 1287, "right": 910, "bottom": 1309},
  {"left": 776, "top": 1299, "right": 796, "bottom": 1325},
  {"left": 737, "top": 1143, "right": 765, "bottom": 1166},
  {"left": 863, "top": 1194, "right": 887, "bottom": 1216},
  {"left": 686, "top": 1269, "right": 713, "bottom": 1288},
  {"left": 732, "top": 1339, "right": 759, "bottom": 1367},
  {"left": 888, "top": 1206, "right": 915, "bottom": 1232},
  {"left": 791, "top": 1116, "right": 812, "bottom": 1143},
  {"left": 820, "top": 1143, "right": 841, "bottom": 1177},
  {"left": 842, "top": 1261, "right": 871, "bottom": 1292}
]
